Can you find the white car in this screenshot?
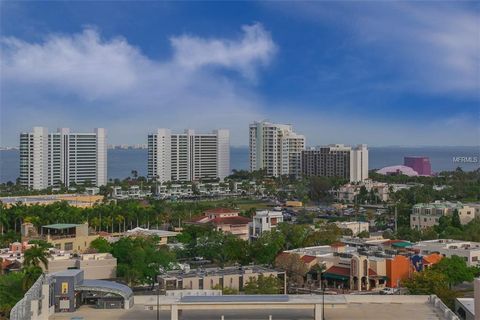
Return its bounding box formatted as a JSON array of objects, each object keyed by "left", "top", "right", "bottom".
[{"left": 380, "top": 287, "right": 399, "bottom": 295}]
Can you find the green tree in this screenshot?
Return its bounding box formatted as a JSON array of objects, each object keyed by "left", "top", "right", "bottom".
[
  {"left": 90, "top": 237, "right": 112, "bottom": 253},
  {"left": 244, "top": 275, "right": 282, "bottom": 294},
  {"left": 431, "top": 255, "right": 477, "bottom": 288},
  {"left": 250, "top": 231, "right": 285, "bottom": 265},
  {"left": 0, "top": 272, "right": 25, "bottom": 317}
]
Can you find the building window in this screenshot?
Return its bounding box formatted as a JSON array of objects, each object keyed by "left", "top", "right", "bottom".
[{"left": 64, "top": 242, "right": 73, "bottom": 251}]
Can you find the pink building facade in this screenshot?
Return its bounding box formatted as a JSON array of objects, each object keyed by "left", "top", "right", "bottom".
[{"left": 404, "top": 156, "right": 431, "bottom": 176}]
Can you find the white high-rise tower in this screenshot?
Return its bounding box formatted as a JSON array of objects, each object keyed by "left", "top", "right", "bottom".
[
  {"left": 249, "top": 121, "right": 305, "bottom": 177},
  {"left": 19, "top": 127, "right": 107, "bottom": 189},
  {"left": 148, "top": 129, "right": 230, "bottom": 183}
]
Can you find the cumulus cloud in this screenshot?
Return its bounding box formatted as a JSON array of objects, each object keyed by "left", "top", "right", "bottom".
[
  {"left": 170, "top": 23, "right": 276, "bottom": 79},
  {"left": 0, "top": 24, "right": 275, "bottom": 145}
]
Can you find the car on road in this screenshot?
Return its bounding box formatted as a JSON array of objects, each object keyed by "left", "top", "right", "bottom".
[{"left": 380, "top": 287, "right": 400, "bottom": 295}]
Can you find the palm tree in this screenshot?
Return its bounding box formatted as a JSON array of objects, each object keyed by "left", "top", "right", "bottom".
[{"left": 23, "top": 244, "right": 49, "bottom": 270}]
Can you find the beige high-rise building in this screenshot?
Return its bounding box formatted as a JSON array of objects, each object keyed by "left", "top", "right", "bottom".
[{"left": 249, "top": 121, "right": 305, "bottom": 177}]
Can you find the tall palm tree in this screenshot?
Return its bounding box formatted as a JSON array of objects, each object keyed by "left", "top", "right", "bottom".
[{"left": 23, "top": 244, "right": 49, "bottom": 270}]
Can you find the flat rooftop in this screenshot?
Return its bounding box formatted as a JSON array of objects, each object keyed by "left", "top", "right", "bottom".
[
  {"left": 160, "top": 266, "right": 282, "bottom": 279},
  {"left": 50, "top": 295, "right": 444, "bottom": 320}
]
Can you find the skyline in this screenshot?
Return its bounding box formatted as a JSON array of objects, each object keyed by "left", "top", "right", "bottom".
[{"left": 1, "top": 2, "right": 479, "bottom": 147}]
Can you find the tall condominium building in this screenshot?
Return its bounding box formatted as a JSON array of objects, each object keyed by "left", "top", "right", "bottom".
[
  {"left": 404, "top": 156, "right": 432, "bottom": 176},
  {"left": 148, "top": 129, "right": 230, "bottom": 183},
  {"left": 301, "top": 144, "right": 369, "bottom": 182},
  {"left": 19, "top": 127, "right": 107, "bottom": 190},
  {"left": 301, "top": 144, "right": 352, "bottom": 180},
  {"left": 249, "top": 121, "right": 305, "bottom": 177}
]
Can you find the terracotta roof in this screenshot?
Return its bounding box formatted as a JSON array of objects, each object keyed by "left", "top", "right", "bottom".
[
  {"left": 211, "top": 216, "right": 251, "bottom": 225},
  {"left": 204, "top": 208, "right": 239, "bottom": 214},
  {"left": 325, "top": 266, "right": 350, "bottom": 277},
  {"left": 190, "top": 215, "right": 208, "bottom": 222},
  {"left": 300, "top": 255, "right": 317, "bottom": 264},
  {"left": 330, "top": 242, "right": 346, "bottom": 248},
  {"left": 423, "top": 253, "right": 442, "bottom": 265}
]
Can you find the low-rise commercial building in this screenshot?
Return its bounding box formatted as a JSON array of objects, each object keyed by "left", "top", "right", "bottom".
[
  {"left": 158, "top": 266, "right": 286, "bottom": 293},
  {"left": 123, "top": 227, "right": 178, "bottom": 245},
  {"left": 334, "top": 221, "right": 369, "bottom": 236},
  {"left": 250, "top": 210, "right": 284, "bottom": 238},
  {"left": 46, "top": 252, "right": 117, "bottom": 279},
  {"left": 283, "top": 240, "right": 442, "bottom": 291},
  {"left": 412, "top": 239, "right": 480, "bottom": 267},
  {"left": 0, "top": 194, "right": 103, "bottom": 208}
]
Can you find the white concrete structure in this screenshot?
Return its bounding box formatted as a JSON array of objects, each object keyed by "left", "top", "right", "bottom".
[
  {"left": 350, "top": 144, "right": 369, "bottom": 182},
  {"left": 412, "top": 239, "right": 480, "bottom": 267},
  {"left": 148, "top": 129, "right": 230, "bottom": 183},
  {"left": 249, "top": 121, "right": 305, "bottom": 177},
  {"left": 250, "top": 210, "right": 284, "bottom": 238},
  {"left": 334, "top": 221, "right": 369, "bottom": 236},
  {"left": 19, "top": 127, "right": 107, "bottom": 189}
]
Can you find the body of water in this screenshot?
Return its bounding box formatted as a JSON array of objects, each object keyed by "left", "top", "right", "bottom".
[{"left": 0, "top": 146, "right": 478, "bottom": 183}]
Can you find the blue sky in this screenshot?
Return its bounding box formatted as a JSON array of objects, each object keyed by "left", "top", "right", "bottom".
[{"left": 1, "top": 1, "right": 479, "bottom": 147}]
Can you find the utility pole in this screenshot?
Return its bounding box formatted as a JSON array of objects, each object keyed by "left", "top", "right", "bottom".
[{"left": 394, "top": 205, "right": 398, "bottom": 234}]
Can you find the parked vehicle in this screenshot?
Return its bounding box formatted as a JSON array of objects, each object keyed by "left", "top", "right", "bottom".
[{"left": 380, "top": 287, "right": 399, "bottom": 295}]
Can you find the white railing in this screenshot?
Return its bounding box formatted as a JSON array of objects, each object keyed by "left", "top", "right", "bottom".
[{"left": 428, "top": 295, "right": 460, "bottom": 320}]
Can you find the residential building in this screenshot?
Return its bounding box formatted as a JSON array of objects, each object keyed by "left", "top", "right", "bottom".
[
  {"left": 404, "top": 156, "right": 432, "bottom": 176},
  {"left": 250, "top": 210, "right": 284, "bottom": 238},
  {"left": 19, "top": 127, "right": 107, "bottom": 189},
  {"left": 158, "top": 266, "right": 286, "bottom": 293},
  {"left": 148, "top": 128, "right": 230, "bottom": 183},
  {"left": 410, "top": 201, "right": 477, "bottom": 230},
  {"left": 334, "top": 221, "right": 369, "bottom": 236},
  {"left": 22, "top": 222, "right": 100, "bottom": 253},
  {"left": 301, "top": 144, "right": 369, "bottom": 182},
  {"left": 46, "top": 252, "right": 117, "bottom": 280},
  {"left": 249, "top": 121, "right": 305, "bottom": 177},
  {"left": 332, "top": 180, "right": 414, "bottom": 203},
  {"left": 187, "top": 208, "right": 251, "bottom": 240},
  {"left": 350, "top": 144, "right": 369, "bottom": 182},
  {"left": 412, "top": 239, "right": 480, "bottom": 267}
]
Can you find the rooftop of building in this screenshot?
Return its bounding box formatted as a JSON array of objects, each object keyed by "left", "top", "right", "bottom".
[
  {"left": 50, "top": 295, "right": 448, "bottom": 320},
  {"left": 413, "top": 201, "right": 465, "bottom": 209},
  {"left": 124, "top": 227, "right": 179, "bottom": 238},
  {"left": 42, "top": 223, "right": 81, "bottom": 230},
  {"left": 159, "top": 265, "right": 283, "bottom": 279}
]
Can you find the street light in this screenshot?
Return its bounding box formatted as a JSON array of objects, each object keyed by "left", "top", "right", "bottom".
[{"left": 322, "top": 285, "right": 326, "bottom": 320}]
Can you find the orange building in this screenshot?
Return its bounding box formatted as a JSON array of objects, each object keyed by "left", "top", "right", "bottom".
[{"left": 386, "top": 255, "right": 412, "bottom": 288}]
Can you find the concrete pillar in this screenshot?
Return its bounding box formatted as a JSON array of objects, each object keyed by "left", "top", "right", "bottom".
[
  {"left": 31, "top": 300, "right": 39, "bottom": 320},
  {"left": 314, "top": 304, "right": 323, "bottom": 320},
  {"left": 171, "top": 305, "right": 178, "bottom": 320},
  {"left": 474, "top": 278, "right": 479, "bottom": 320},
  {"left": 41, "top": 283, "right": 50, "bottom": 320}
]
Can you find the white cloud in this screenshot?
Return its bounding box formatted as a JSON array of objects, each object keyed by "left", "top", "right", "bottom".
[
  {"left": 0, "top": 25, "right": 274, "bottom": 145},
  {"left": 266, "top": 2, "right": 480, "bottom": 96},
  {"left": 170, "top": 23, "right": 276, "bottom": 79}
]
